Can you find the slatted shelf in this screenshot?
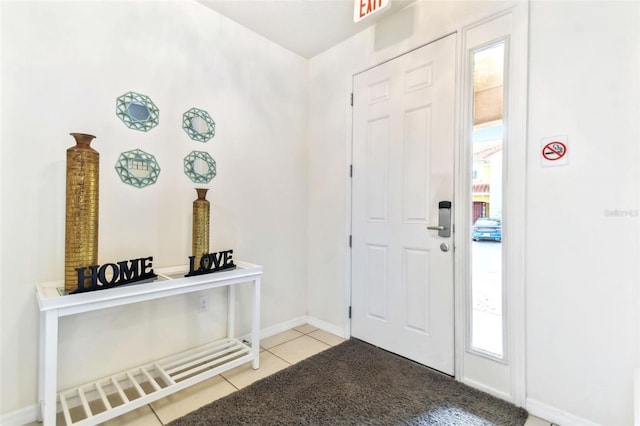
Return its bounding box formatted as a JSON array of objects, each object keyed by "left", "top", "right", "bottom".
[
  {"left": 56, "top": 338, "right": 251, "bottom": 425},
  {"left": 37, "top": 262, "right": 262, "bottom": 426}
]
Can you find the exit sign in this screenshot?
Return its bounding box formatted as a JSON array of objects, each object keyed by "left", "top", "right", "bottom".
[{"left": 354, "top": 0, "right": 391, "bottom": 23}]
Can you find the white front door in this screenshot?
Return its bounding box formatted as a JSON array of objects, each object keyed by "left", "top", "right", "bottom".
[{"left": 351, "top": 34, "right": 456, "bottom": 375}]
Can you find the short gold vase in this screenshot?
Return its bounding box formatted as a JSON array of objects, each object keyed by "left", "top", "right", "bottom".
[
  {"left": 64, "top": 133, "right": 99, "bottom": 293},
  {"left": 192, "top": 188, "right": 210, "bottom": 263}
]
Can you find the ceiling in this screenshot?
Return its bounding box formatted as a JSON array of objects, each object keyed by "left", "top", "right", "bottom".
[
  {"left": 196, "top": 0, "right": 504, "bottom": 126},
  {"left": 197, "top": 0, "right": 416, "bottom": 58}
]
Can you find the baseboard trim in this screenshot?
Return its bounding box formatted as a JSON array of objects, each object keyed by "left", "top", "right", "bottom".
[
  {"left": 635, "top": 368, "right": 640, "bottom": 426},
  {"left": 255, "top": 316, "right": 309, "bottom": 340},
  {"left": 239, "top": 315, "right": 347, "bottom": 341},
  {"left": 0, "top": 403, "right": 39, "bottom": 426},
  {"left": 306, "top": 316, "right": 347, "bottom": 338},
  {"left": 461, "top": 377, "right": 512, "bottom": 403},
  {"left": 526, "top": 397, "right": 601, "bottom": 426}
]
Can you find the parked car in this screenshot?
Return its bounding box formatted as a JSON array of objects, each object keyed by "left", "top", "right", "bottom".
[{"left": 472, "top": 217, "right": 502, "bottom": 242}]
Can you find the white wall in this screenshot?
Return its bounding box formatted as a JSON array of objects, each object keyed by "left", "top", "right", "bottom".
[
  {"left": 2, "top": 0, "right": 638, "bottom": 424},
  {"left": 526, "top": 2, "right": 638, "bottom": 425},
  {"left": 0, "top": 0, "right": 308, "bottom": 414},
  {"left": 308, "top": 1, "right": 639, "bottom": 425}
]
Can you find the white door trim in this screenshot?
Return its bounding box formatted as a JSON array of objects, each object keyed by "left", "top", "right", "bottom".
[{"left": 454, "top": 3, "right": 528, "bottom": 406}]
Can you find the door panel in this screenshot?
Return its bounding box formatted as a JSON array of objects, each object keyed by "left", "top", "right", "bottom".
[
  {"left": 403, "top": 106, "right": 431, "bottom": 223},
  {"left": 365, "top": 244, "right": 388, "bottom": 320},
  {"left": 351, "top": 34, "right": 456, "bottom": 375},
  {"left": 366, "top": 117, "right": 390, "bottom": 222},
  {"left": 403, "top": 247, "right": 431, "bottom": 333}
]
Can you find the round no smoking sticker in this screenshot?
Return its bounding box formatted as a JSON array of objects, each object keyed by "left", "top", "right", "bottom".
[
  {"left": 541, "top": 135, "right": 569, "bottom": 167},
  {"left": 542, "top": 141, "right": 566, "bottom": 161}
]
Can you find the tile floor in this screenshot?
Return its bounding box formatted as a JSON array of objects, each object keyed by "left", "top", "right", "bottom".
[{"left": 26, "top": 324, "right": 551, "bottom": 426}]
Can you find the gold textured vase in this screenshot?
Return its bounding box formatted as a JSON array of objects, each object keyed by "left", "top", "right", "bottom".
[
  {"left": 64, "top": 133, "right": 99, "bottom": 292},
  {"left": 192, "top": 188, "right": 210, "bottom": 263}
]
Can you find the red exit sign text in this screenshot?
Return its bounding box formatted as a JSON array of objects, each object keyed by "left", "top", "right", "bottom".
[{"left": 354, "top": 0, "right": 391, "bottom": 23}]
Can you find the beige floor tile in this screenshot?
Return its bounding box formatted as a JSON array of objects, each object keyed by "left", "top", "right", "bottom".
[
  {"left": 149, "top": 375, "right": 236, "bottom": 424},
  {"left": 260, "top": 329, "right": 303, "bottom": 349},
  {"left": 524, "top": 414, "right": 552, "bottom": 426},
  {"left": 293, "top": 323, "right": 318, "bottom": 334},
  {"left": 221, "top": 351, "right": 291, "bottom": 389},
  {"left": 45, "top": 404, "right": 161, "bottom": 426},
  {"left": 101, "top": 405, "right": 162, "bottom": 426},
  {"left": 308, "top": 329, "right": 346, "bottom": 346},
  {"left": 268, "top": 334, "right": 331, "bottom": 364}
]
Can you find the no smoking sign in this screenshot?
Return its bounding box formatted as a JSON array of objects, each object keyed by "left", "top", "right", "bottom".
[{"left": 541, "top": 135, "right": 569, "bottom": 167}]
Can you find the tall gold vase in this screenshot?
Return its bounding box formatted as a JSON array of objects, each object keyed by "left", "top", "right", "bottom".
[
  {"left": 64, "top": 133, "right": 99, "bottom": 292},
  {"left": 192, "top": 188, "right": 210, "bottom": 263}
]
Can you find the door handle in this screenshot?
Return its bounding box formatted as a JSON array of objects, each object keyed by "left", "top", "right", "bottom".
[{"left": 427, "top": 201, "right": 451, "bottom": 237}]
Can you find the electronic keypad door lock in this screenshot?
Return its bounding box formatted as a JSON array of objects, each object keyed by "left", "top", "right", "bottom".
[{"left": 427, "top": 201, "right": 452, "bottom": 238}]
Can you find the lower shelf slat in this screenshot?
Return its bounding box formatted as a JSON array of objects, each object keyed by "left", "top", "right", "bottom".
[
  {"left": 154, "top": 362, "right": 176, "bottom": 387},
  {"left": 142, "top": 367, "right": 162, "bottom": 392},
  {"left": 57, "top": 338, "right": 254, "bottom": 426},
  {"left": 111, "top": 377, "right": 129, "bottom": 404},
  {"left": 59, "top": 393, "right": 73, "bottom": 426},
  {"left": 126, "top": 371, "right": 146, "bottom": 399},
  {"left": 77, "top": 388, "right": 92, "bottom": 419},
  {"left": 161, "top": 340, "right": 235, "bottom": 372},
  {"left": 95, "top": 382, "right": 112, "bottom": 411}
]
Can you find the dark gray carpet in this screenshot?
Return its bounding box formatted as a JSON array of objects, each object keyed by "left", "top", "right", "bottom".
[{"left": 169, "top": 339, "right": 528, "bottom": 425}]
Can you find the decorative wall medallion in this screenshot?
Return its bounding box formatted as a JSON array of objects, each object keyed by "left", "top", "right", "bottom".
[
  {"left": 182, "top": 108, "right": 215, "bottom": 142},
  {"left": 184, "top": 151, "right": 216, "bottom": 183},
  {"left": 116, "top": 91, "right": 159, "bottom": 132},
  {"left": 115, "top": 148, "right": 161, "bottom": 188}
]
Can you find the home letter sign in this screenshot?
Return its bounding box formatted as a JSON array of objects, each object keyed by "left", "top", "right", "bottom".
[{"left": 73, "top": 256, "right": 157, "bottom": 294}]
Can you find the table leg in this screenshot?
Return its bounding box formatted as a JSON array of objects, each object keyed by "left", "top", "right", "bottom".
[
  {"left": 251, "top": 277, "right": 261, "bottom": 369},
  {"left": 227, "top": 285, "right": 235, "bottom": 339},
  {"left": 40, "top": 310, "right": 58, "bottom": 425},
  {"left": 37, "top": 312, "right": 44, "bottom": 422}
]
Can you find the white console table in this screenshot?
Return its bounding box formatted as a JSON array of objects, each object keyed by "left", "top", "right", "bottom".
[{"left": 36, "top": 261, "right": 262, "bottom": 425}]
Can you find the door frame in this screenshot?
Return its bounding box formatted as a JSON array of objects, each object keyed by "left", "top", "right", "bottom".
[
  {"left": 455, "top": 5, "right": 528, "bottom": 406},
  {"left": 346, "top": 2, "right": 528, "bottom": 406}
]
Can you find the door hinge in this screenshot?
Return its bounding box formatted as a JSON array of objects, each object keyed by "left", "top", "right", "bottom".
[
  {"left": 349, "top": 164, "right": 353, "bottom": 177},
  {"left": 350, "top": 93, "right": 353, "bottom": 106},
  {"left": 349, "top": 235, "right": 352, "bottom": 248},
  {"left": 348, "top": 306, "right": 352, "bottom": 318}
]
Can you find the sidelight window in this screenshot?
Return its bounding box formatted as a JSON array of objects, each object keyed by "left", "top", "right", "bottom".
[{"left": 470, "top": 41, "right": 505, "bottom": 358}]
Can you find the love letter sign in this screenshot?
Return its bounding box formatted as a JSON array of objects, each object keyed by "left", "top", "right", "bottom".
[{"left": 185, "top": 249, "right": 236, "bottom": 277}]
